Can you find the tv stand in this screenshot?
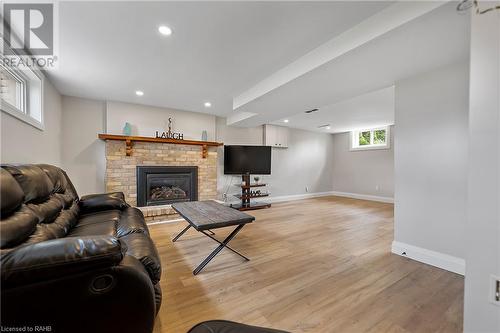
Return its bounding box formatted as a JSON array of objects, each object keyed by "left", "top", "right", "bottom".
[{"left": 230, "top": 174, "right": 271, "bottom": 211}]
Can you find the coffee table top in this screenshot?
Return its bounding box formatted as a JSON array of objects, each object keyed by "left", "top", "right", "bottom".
[{"left": 171, "top": 201, "right": 255, "bottom": 231}]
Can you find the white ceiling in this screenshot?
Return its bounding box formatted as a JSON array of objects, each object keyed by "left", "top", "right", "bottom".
[
  {"left": 47, "top": 1, "right": 392, "bottom": 116},
  {"left": 232, "top": 1, "right": 443, "bottom": 110},
  {"left": 46, "top": 1, "right": 469, "bottom": 133},
  {"left": 231, "top": 2, "right": 470, "bottom": 129},
  {"left": 271, "top": 86, "right": 395, "bottom": 134}
]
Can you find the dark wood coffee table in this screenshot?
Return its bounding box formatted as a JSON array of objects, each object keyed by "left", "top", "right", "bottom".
[{"left": 171, "top": 201, "right": 255, "bottom": 275}]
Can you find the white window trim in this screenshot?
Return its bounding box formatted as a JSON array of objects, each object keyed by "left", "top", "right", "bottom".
[
  {"left": 350, "top": 126, "right": 391, "bottom": 151},
  {"left": 0, "top": 56, "right": 45, "bottom": 131},
  {"left": 0, "top": 66, "right": 25, "bottom": 112}
]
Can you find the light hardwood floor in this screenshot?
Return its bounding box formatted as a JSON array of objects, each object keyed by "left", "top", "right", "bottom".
[{"left": 150, "top": 196, "right": 464, "bottom": 333}]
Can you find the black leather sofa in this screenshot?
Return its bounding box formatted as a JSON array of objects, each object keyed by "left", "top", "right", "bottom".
[{"left": 0, "top": 164, "right": 162, "bottom": 333}]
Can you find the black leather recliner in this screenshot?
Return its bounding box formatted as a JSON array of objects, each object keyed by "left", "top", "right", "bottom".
[
  {"left": 188, "top": 320, "right": 290, "bottom": 333},
  {"left": 0, "top": 164, "right": 162, "bottom": 333}
]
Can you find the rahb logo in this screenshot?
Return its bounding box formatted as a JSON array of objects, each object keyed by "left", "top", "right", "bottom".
[{"left": 1, "top": 2, "right": 58, "bottom": 68}]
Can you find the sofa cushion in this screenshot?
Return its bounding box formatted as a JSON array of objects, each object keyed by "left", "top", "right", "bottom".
[
  {"left": 2, "top": 165, "right": 54, "bottom": 204},
  {"left": 116, "top": 207, "right": 149, "bottom": 237},
  {"left": 79, "top": 192, "right": 128, "bottom": 214},
  {"left": 27, "top": 195, "right": 64, "bottom": 224},
  {"left": 68, "top": 219, "right": 117, "bottom": 237},
  {"left": 0, "top": 169, "right": 24, "bottom": 217},
  {"left": 120, "top": 233, "right": 162, "bottom": 284},
  {"left": 38, "top": 164, "right": 79, "bottom": 200},
  {"left": 0, "top": 205, "right": 38, "bottom": 248},
  {"left": 71, "top": 210, "right": 123, "bottom": 237},
  {"left": 77, "top": 210, "right": 121, "bottom": 227}
]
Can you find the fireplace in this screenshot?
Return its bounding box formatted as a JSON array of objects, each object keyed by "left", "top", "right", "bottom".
[{"left": 137, "top": 166, "right": 198, "bottom": 207}]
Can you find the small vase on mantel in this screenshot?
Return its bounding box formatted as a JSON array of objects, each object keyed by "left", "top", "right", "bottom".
[
  {"left": 123, "top": 122, "right": 132, "bottom": 136},
  {"left": 201, "top": 130, "right": 208, "bottom": 141}
]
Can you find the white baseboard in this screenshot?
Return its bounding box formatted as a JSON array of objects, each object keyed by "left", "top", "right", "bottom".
[
  {"left": 265, "top": 191, "right": 394, "bottom": 204},
  {"left": 146, "top": 218, "right": 184, "bottom": 226},
  {"left": 263, "top": 191, "right": 336, "bottom": 203},
  {"left": 391, "top": 241, "right": 465, "bottom": 275},
  {"left": 329, "top": 191, "right": 394, "bottom": 203}
]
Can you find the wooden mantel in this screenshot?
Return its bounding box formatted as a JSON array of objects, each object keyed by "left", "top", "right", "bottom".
[{"left": 98, "top": 134, "right": 223, "bottom": 158}]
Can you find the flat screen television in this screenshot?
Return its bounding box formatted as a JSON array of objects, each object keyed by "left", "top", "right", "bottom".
[{"left": 224, "top": 145, "right": 271, "bottom": 175}]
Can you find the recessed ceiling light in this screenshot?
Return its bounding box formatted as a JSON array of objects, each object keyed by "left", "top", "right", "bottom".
[
  {"left": 158, "top": 25, "right": 172, "bottom": 36},
  {"left": 283, "top": 119, "right": 289, "bottom": 123},
  {"left": 204, "top": 102, "right": 212, "bottom": 108},
  {"left": 135, "top": 90, "right": 144, "bottom": 96}
]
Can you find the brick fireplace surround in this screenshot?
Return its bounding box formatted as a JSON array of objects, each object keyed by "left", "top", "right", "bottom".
[{"left": 104, "top": 140, "right": 218, "bottom": 223}]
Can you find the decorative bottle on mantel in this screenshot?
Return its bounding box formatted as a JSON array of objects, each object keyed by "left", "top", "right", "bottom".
[
  {"left": 201, "top": 130, "right": 208, "bottom": 141},
  {"left": 123, "top": 122, "right": 132, "bottom": 136}
]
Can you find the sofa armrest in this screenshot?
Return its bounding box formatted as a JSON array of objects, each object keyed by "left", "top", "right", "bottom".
[
  {"left": 79, "top": 192, "right": 129, "bottom": 213},
  {"left": 2, "top": 254, "right": 157, "bottom": 333},
  {"left": 1, "top": 236, "right": 126, "bottom": 288}
]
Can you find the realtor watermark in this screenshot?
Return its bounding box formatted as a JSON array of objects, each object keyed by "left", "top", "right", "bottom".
[{"left": 1, "top": 1, "right": 59, "bottom": 69}]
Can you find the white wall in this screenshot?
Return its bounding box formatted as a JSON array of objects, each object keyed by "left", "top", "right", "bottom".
[
  {"left": 464, "top": 8, "right": 500, "bottom": 332},
  {"left": 216, "top": 117, "right": 335, "bottom": 200},
  {"left": 61, "top": 96, "right": 106, "bottom": 195},
  {"left": 1, "top": 79, "right": 62, "bottom": 165},
  {"left": 106, "top": 101, "right": 216, "bottom": 141},
  {"left": 331, "top": 126, "right": 394, "bottom": 198},
  {"left": 394, "top": 61, "right": 469, "bottom": 269}
]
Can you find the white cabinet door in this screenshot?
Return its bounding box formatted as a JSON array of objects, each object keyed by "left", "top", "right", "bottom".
[
  {"left": 264, "top": 125, "right": 288, "bottom": 148},
  {"left": 264, "top": 125, "right": 276, "bottom": 147},
  {"left": 278, "top": 126, "right": 288, "bottom": 148}
]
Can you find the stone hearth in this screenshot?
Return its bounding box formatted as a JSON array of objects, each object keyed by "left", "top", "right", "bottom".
[{"left": 104, "top": 140, "right": 217, "bottom": 222}]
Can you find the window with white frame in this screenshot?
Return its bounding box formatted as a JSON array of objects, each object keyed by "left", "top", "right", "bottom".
[
  {"left": 0, "top": 66, "right": 24, "bottom": 111},
  {"left": 350, "top": 126, "right": 390, "bottom": 151},
  {"left": 0, "top": 60, "right": 43, "bottom": 129}
]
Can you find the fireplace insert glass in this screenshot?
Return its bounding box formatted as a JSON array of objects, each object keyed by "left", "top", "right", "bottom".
[{"left": 137, "top": 166, "right": 198, "bottom": 206}]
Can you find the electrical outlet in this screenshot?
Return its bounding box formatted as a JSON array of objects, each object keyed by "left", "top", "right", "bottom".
[
  {"left": 491, "top": 275, "right": 500, "bottom": 306},
  {"left": 375, "top": 185, "right": 380, "bottom": 191}
]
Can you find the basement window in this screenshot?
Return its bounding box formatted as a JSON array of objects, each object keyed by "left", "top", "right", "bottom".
[
  {"left": 350, "top": 126, "right": 390, "bottom": 151},
  {"left": 0, "top": 61, "right": 43, "bottom": 130}
]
